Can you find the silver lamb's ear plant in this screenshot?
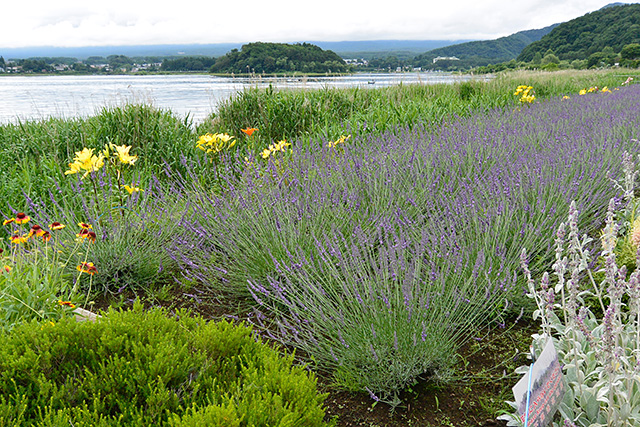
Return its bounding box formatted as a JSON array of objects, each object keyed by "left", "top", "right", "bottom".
[
  {"left": 500, "top": 198, "right": 640, "bottom": 427},
  {"left": 609, "top": 150, "right": 639, "bottom": 205}
]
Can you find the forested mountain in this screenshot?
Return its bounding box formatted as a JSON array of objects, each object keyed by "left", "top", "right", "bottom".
[
  {"left": 209, "top": 42, "right": 348, "bottom": 74},
  {"left": 413, "top": 24, "right": 558, "bottom": 70},
  {"left": 518, "top": 3, "right": 640, "bottom": 62}
]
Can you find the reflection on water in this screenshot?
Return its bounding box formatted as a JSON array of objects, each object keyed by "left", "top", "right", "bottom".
[{"left": 0, "top": 73, "right": 484, "bottom": 125}]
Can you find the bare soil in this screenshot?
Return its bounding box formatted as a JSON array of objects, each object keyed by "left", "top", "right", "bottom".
[{"left": 96, "top": 287, "right": 537, "bottom": 427}]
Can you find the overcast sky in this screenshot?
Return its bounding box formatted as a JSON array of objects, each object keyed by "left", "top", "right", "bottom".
[{"left": 1, "top": 0, "right": 625, "bottom": 48}]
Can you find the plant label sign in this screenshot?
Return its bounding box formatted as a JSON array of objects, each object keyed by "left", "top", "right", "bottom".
[{"left": 512, "top": 338, "right": 565, "bottom": 427}]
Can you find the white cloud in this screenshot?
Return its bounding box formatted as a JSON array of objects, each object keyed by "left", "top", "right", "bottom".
[{"left": 0, "top": 0, "right": 620, "bottom": 47}]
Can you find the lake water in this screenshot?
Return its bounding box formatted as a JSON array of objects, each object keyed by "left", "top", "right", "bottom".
[{"left": 0, "top": 73, "right": 482, "bottom": 125}]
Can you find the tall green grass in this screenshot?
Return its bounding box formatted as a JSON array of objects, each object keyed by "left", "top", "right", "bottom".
[{"left": 0, "top": 104, "right": 196, "bottom": 212}]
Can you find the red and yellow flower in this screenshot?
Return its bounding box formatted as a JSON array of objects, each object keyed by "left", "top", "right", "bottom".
[
  {"left": 77, "top": 228, "right": 97, "bottom": 242},
  {"left": 76, "top": 262, "right": 98, "bottom": 275},
  {"left": 58, "top": 300, "right": 76, "bottom": 309},
  {"left": 10, "top": 233, "right": 29, "bottom": 244},
  {"left": 29, "top": 224, "right": 45, "bottom": 238}
]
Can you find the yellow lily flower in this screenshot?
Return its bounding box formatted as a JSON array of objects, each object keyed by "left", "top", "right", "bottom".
[{"left": 112, "top": 144, "right": 138, "bottom": 165}]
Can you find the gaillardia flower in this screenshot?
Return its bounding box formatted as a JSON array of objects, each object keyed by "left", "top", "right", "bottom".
[
  {"left": 29, "top": 224, "right": 45, "bottom": 238},
  {"left": 77, "top": 228, "right": 96, "bottom": 242},
  {"left": 15, "top": 213, "right": 30, "bottom": 224},
  {"left": 49, "top": 222, "right": 65, "bottom": 230},
  {"left": 58, "top": 300, "right": 76, "bottom": 308},
  {"left": 10, "top": 233, "right": 28, "bottom": 244},
  {"left": 77, "top": 262, "right": 98, "bottom": 275}
]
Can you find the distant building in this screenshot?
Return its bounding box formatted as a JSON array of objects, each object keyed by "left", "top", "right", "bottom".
[
  {"left": 344, "top": 58, "right": 368, "bottom": 66},
  {"left": 433, "top": 56, "right": 460, "bottom": 63}
]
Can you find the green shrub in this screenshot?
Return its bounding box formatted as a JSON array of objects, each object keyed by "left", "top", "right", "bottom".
[{"left": 0, "top": 302, "right": 333, "bottom": 427}]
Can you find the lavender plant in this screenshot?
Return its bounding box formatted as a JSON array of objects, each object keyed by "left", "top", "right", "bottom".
[
  {"left": 248, "top": 222, "right": 513, "bottom": 405},
  {"left": 500, "top": 199, "right": 640, "bottom": 427},
  {"left": 172, "top": 86, "right": 640, "bottom": 402}
]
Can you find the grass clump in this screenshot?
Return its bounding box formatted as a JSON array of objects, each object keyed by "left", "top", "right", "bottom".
[
  {"left": 0, "top": 302, "right": 333, "bottom": 427},
  {"left": 0, "top": 104, "right": 196, "bottom": 212}
]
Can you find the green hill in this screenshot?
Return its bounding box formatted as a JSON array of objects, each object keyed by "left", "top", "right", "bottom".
[
  {"left": 518, "top": 3, "right": 640, "bottom": 62},
  {"left": 413, "top": 24, "right": 557, "bottom": 70},
  {"left": 209, "top": 42, "right": 348, "bottom": 74}
]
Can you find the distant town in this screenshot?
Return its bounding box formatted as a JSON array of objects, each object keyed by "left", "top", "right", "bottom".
[{"left": 0, "top": 53, "right": 424, "bottom": 75}]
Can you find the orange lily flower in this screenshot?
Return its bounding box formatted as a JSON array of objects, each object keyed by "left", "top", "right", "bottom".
[{"left": 241, "top": 127, "right": 258, "bottom": 137}]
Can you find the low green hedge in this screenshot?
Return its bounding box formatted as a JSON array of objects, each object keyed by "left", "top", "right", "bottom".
[{"left": 0, "top": 303, "right": 333, "bottom": 426}]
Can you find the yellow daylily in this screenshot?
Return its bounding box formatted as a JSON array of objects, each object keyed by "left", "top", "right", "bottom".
[
  {"left": 65, "top": 148, "right": 105, "bottom": 177},
  {"left": 196, "top": 133, "right": 236, "bottom": 155},
  {"left": 123, "top": 184, "right": 142, "bottom": 194},
  {"left": 64, "top": 161, "right": 83, "bottom": 175},
  {"left": 328, "top": 135, "right": 351, "bottom": 148},
  {"left": 112, "top": 144, "right": 138, "bottom": 165}
]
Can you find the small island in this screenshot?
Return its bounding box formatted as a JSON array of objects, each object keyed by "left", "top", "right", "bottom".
[{"left": 0, "top": 42, "right": 350, "bottom": 76}]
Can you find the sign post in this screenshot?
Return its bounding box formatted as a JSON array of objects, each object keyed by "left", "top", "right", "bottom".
[{"left": 512, "top": 338, "right": 565, "bottom": 427}]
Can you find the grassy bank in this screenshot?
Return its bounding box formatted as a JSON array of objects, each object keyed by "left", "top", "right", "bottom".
[{"left": 203, "top": 68, "right": 640, "bottom": 145}]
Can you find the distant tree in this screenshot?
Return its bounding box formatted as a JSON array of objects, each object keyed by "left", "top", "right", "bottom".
[
  {"left": 72, "top": 62, "right": 91, "bottom": 73},
  {"left": 542, "top": 53, "right": 560, "bottom": 65},
  {"left": 161, "top": 56, "right": 216, "bottom": 72},
  {"left": 621, "top": 43, "right": 640, "bottom": 60},
  {"left": 209, "top": 42, "right": 347, "bottom": 74},
  {"left": 518, "top": 4, "right": 640, "bottom": 62},
  {"left": 571, "top": 59, "right": 587, "bottom": 69},
  {"left": 19, "top": 59, "right": 52, "bottom": 73},
  {"left": 85, "top": 56, "right": 106, "bottom": 65},
  {"left": 107, "top": 55, "right": 133, "bottom": 69},
  {"left": 532, "top": 52, "right": 542, "bottom": 65},
  {"left": 587, "top": 52, "right": 608, "bottom": 68}
]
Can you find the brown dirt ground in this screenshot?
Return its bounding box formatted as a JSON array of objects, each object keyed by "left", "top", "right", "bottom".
[{"left": 95, "top": 286, "right": 538, "bottom": 427}]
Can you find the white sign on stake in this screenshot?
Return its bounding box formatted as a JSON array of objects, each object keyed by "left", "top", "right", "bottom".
[{"left": 512, "top": 337, "right": 565, "bottom": 427}]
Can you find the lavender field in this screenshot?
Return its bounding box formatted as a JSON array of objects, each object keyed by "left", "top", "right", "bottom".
[
  {"left": 167, "top": 84, "right": 640, "bottom": 402},
  {"left": 3, "top": 76, "right": 640, "bottom": 425}
]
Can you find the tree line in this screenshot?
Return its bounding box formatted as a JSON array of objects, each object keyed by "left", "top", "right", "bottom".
[{"left": 0, "top": 43, "right": 350, "bottom": 75}]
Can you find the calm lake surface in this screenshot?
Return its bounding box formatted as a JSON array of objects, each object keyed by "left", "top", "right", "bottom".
[{"left": 0, "top": 73, "right": 482, "bottom": 125}]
